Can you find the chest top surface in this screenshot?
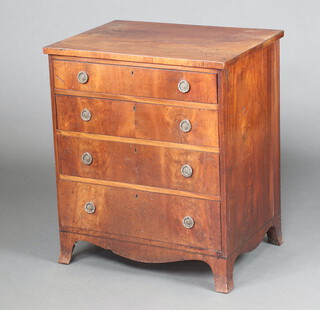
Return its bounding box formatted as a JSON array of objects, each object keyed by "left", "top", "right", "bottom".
[{"left": 43, "top": 20, "right": 283, "bottom": 69}]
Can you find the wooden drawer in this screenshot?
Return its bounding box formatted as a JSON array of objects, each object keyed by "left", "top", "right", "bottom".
[
  {"left": 58, "top": 180, "right": 222, "bottom": 251},
  {"left": 57, "top": 134, "right": 220, "bottom": 195},
  {"left": 56, "top": 95, "right": 219, "bottom": 147},
  {"left": 53, "top": 60, "right": 217, "bottom": 104}
]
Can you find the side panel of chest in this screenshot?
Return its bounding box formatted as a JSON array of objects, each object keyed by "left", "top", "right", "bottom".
[{"left": 219, "top": 41, "right": 281, "bottom": 255}]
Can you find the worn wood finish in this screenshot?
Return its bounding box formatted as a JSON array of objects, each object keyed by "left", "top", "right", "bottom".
[
  {"left": 60, "top": 175, "right": 221, "bottom": 201},
  {"left": 55, "top": 89, "right": 219, "bottom": 110},
  {"left": 267, "top": 40, "right": 282, "bottom": 246},
  {"left": 58, "top": 229, "right": 236, "bottom": 294},
  {"left": 44, "top": 20, "right": 284, "bottom": 69},
  {"left": 58, "top": 228, "right": 233, "bottom": 293},
  {"left": 61, "top": 225, "right": 222, "bottom": 257},
  {"left": 53, "top": 60, "right": 217, "bottom": 103},
  {"left": 218, "top": 41, "right": 282, "bottom": 269},
  {"left": 57, "top": 130, "right": 219, "bottom": 153},
  {"left": 58, "top": 180, "right": 222, "bottom": 251},
  {"left": 52, "top": 55, "right": 220, "bottom": 73},
  {"left": 45, "top": 21, "right": 283, "bottom": 293},
  {"left": 57, "top": 134, "right": 220, "bottom": 195},
  {"left": 56, "top": 95, "right": 219, "bottom": 147}
]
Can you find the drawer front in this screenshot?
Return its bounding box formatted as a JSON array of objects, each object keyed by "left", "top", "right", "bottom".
[
  {"left": 57, "top": 135, "right": 220, "bottom": 195},
  {"left": 53, "top": 60, "right": 217, "bottom": 104},
  {"left": 56, "top": 95, "right": 219, "bottom": 147},
  {"left": 58, "top": 180, "right": 221, "bottom": 251}
]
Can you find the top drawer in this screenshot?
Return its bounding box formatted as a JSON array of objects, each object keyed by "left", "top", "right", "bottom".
[{"left": 52, "top": 60, "right": 217, "bottom": 104}]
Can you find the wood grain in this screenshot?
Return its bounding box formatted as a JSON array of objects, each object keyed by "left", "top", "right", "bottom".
[
  {"left": 57, "top": 130, "right": 219, "bottom": 153},
  {"left": 58, "top": 230, "right": 224, "bottom": 267},
  {"left": 55, "top": 89, "right": 219, "bottom": 110},
  {"left": 44, "top": 21, "right": 284, "bottom": 293},
  {"left": 56, "top": 95, "right": 219, "bottom": 147},
  {"left": 52, "top": 55, "right": 220, "bottom": 73},
  {"left": 59, "top": 174, "right": 221, "bottom": 201},
  {"left": 57, "top": 180, "right": 222, "bottom": 250},
  {"left": 57, "top": 229, "right": 234, "bottom": 293},
  {"left": 57, "top": 134, "right": 220, "bottom": 195},
  {"left": 53, "top": 60, "right": 217, "bottom": 103},
  {"left": 44, "top": 20, "right": 284, "bottom": 69},
  {"left": 60, "top": 226, "right": 222, "bottom": 257},
  {"left": 219, "top": 41, "right": 282, "bottom": 257}
]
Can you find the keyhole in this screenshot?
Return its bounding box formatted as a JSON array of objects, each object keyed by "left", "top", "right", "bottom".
[
  {"left": 134, "top": 148, "right": 137, "bottom": 153},
  {"left": 131, "top": 71, "right": 134, "bottom": 76},
  {"left": 133, "top": 106, "right": 136, "bottom": 111},
  {"left": 135, "top": 194, "right": 139, "bottom": 199}
]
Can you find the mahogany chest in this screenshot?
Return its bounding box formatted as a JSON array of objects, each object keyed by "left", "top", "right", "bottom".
[{"left": 43, "top": 20, "right": 284, "bottom": 293}]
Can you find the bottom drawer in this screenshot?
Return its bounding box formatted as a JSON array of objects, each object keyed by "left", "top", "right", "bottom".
[{"left": 58, "top": 180, "right": 221, "bottom": 251}]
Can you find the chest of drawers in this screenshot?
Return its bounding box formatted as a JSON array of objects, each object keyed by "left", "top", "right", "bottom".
[{"left": 43, "top": 20, "right": 284, "bottom": 293}]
